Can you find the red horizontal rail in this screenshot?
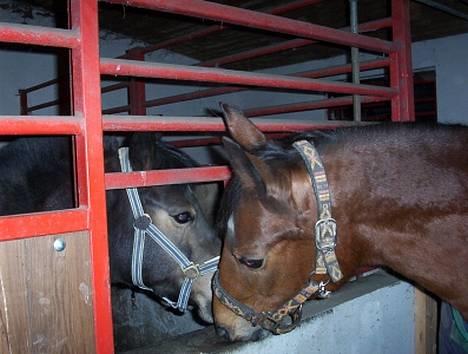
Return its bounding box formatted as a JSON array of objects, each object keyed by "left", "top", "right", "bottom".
[
  {"left": 0, "top": 208, "right": 88, "bottom": 241},
  {"left": 135, "top": 0, "right": 323, "bottom": 55},
  {"left": 105, "top": 166, "right": 231, "bottom": 190},
  {"left": 144, "top": 58, "right": 390, "bottom": 108},
  {"left": 100, "top": 59, "right": 395, "bottom": 97},
  {"left": 199, "top": 17, "right": 392, "bottom": 68},
  {"left": 145, "top": 86, "right": 244, "bottom": 108},
  {"left": 0, "top": 116, "right": 82, "bottom": 135},
  {"left": 245, "top": 95, "right": 390, "bottom": 117},
  {"left": 0, "top": 22, "right": 79, "bottom": 48},
  {"left": 167, "top": 133, "right": 293, "bottom": 148},
  {"left": 103, "top": 115, "right": 364, "bottom": 132},
  {"left": 103, "top": 0, "right": 395, "bottom": 53}
]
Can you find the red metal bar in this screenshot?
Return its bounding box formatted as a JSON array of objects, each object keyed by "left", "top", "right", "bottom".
[
  {"left": 245, "top": 95, "right": 389, "bottom": 117},
  {"left": 137, "top": 0, "right": 323, "bottom": 55},
  {"left": 103, "top": 115, "right": 364, "bottom": 132},
  {"left": 0, "top": 22, "right": 79, "bottom": 48},
  {"left": 105, "top": 166, "right": 231, "bottom": 190},
  {"left": 127, "top": 49, "right": 147, "bottom": 115},
  {"left": 0, "top": 209, "right": 87, "bottom": 241},
  {"left": 0, "top": 116, "right": 81, "bottom": 135},
  {"left": 145, "top": 86, "right": 244, "bottom": 108},
  {"left": 70, "top": 0, "right": 114, "bottom": 352},
  {"left": 199, "top": 17, "right": 392, "bottom": 68},
  {"left": 101, "top": 59, "right": 395, "bottom": 97},
  {"left": 391, "top": 0, "right": 415, "bottom": 121},
  {"left": 167, "top": 133, "right": 297, "bottom": 148},
  {"left": 103, "top": 0, "right": 395, "bottom": 53},
  {"left": 145, "top": 58, "right": 390, "bottom": 108}
]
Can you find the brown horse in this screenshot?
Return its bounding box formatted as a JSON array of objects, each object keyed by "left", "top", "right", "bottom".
[{"left": 213, "top": 104, "right": 468, "bottom": 342}]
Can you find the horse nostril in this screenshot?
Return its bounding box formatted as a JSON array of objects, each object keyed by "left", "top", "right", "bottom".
[{"left": 215, "top": 325, "right": 232, "bottom": 341}]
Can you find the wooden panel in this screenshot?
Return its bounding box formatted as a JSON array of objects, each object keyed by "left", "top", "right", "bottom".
[
  {"left": 0, "top": 231, "right": 95, "bottom": 353},
  {"left": 415, "top": 288, "right": 438, "bottom": 354}
]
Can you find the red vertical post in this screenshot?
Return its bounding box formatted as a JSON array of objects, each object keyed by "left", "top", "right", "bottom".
[
  {"left": 390, "top": 0, "right": 415, "bottom": 121},
  {"left": 69, "top": 0, "right": 114, "bottom": 352},
  {"left": 127, "top": 48, "right": 147, "bottom": 115}
]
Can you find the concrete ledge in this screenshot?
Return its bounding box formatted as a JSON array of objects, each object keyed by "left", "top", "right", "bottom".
[{"left": 122, "top": 270, "right": 415, "bottom": 354}]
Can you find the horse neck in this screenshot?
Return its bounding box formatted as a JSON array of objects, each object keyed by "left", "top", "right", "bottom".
[{"left": 319, "top": 128, "right": 468, "bottom": 313}]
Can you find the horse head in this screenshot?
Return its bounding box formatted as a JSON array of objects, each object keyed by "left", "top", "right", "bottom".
[
  {"left": 106, "top": 133, "right": 221, "bottom": 323},
  {"left": 213, "top": 104, "right": 330, "bottom": 341}
]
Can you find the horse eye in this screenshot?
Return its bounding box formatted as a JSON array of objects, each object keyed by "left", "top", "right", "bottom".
[
  {"left": 238, "top": 257, "right": 264, "bottom": 269},
  {"left": 172, "top": 211, "right": 193, "bottom": 224}
]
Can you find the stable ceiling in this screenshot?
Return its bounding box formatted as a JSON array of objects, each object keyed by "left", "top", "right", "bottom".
[{"left": 10, "top": 0, "right": 468, "bottom": 70}]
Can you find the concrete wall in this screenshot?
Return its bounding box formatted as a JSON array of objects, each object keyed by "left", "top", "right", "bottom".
[{"left": 228, "top": 281, "right": 415, "bottom": 354}]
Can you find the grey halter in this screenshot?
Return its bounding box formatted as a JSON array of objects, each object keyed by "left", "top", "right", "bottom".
[{"left": 118, "top": 147, "right": 219, "bottom": 312}]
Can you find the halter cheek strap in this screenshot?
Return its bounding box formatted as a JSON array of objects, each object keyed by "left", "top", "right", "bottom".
[
  {"left": 118, "top": 147, "right": 219, "bottom": 312},
  {"left": 292, "top": 140, "right": 343, "bottom": 283}
]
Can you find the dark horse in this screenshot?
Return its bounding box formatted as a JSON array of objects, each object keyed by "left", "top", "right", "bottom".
[
  {"left": 0, "top": 133, "right": 220, "bottom": 329},
  {"left": 213, "top": 104, "right": 468, "bottom": 342}
]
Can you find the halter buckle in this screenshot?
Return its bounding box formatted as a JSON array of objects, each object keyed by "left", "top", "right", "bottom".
[
  {"left": 317, "top": 280, "right": 331, "bottom": 299},
  {"left": 183, "top": 262, "right": 200, "bottom": 280},
  {"left": 315, "top": 217, "right": 337, "bottom": 254}
]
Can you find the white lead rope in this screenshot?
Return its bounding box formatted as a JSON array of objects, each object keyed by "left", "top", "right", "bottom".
[{"left": 118, "top": 147, "right": 219, "bottom": 312}]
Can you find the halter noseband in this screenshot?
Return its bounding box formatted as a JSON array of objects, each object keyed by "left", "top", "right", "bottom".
[
  {"left": 213, "top": 140, "right": 343, "bottom": 334},
  {"left": 118, "top": 147, "right": 219, "bottom": 312}
]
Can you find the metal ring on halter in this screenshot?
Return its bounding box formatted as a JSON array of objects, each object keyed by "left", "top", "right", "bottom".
[
  {"left": 133, "top": 213, "right": 152, "bottom": 230},
  {"left": 183, "top": 262, "right": 201, "bottom": 280},
  {"left": 266, "top": 305, "right": 303, "bottom": 335}
]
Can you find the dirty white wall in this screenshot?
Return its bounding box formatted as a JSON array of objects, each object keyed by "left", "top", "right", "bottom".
[{"left": 222, "top": 280, "right": 415, "bottom": 354}]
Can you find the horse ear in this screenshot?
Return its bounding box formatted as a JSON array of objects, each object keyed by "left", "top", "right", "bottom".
[
  {"left": 220, "top": 103, "right": 266, "bottom": 152},
  {"left": 222, "top": 137, "right": 266, "bottom": 194}
]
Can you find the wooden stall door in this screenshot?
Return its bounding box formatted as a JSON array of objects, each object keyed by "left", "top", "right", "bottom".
[{"left": 0, "top": 231, "right": 95, "bottom": 353}]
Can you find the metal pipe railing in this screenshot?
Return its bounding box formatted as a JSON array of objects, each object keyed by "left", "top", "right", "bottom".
[
  {"left": 102, "top": 114, "right": 366, "bottom": 132},
  {"left": 244, "top": 95, "right": 389, "bottom": 118},
  {"left": 413, "top": 0, "right": 468, "bottom": 21},
  {"left": 103, "top": 0, "right": 395, "bottom": 54},
  {"left": 350, "top": 0, "right": 362, "bottom": 122},
  {"left": 143, "top": 57, "right": 390, "bottom": 109},
  {"left": 0, "top": 22, "right": 79, "bottom": 48},
  {"left": 134, "top": 0, "right": 324, "bottom": 56},
  {"left": 0, "top": 116, "right": 82, "bottom": 135},
  {"left": 199, "top": 17, "right": 392, "bottom": 68},
  {"left": 100, "top": 59, "right": 395, "bottom": 97}
]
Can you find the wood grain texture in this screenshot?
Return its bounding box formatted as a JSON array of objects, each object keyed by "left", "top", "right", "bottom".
[
  {"left": 0, "top": 231, "right": 95, "bottom": 353},
  {"left": 415, "top": 288, "right": 438, "bottom": 354}
]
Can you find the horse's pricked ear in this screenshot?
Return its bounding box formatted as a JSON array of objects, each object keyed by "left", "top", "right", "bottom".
[
  {"left": 220, "top": 103, "right": 266, "bottom": 152},
  {"left": 223, "top": 137, "right": 265, "bottom": 194}
]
